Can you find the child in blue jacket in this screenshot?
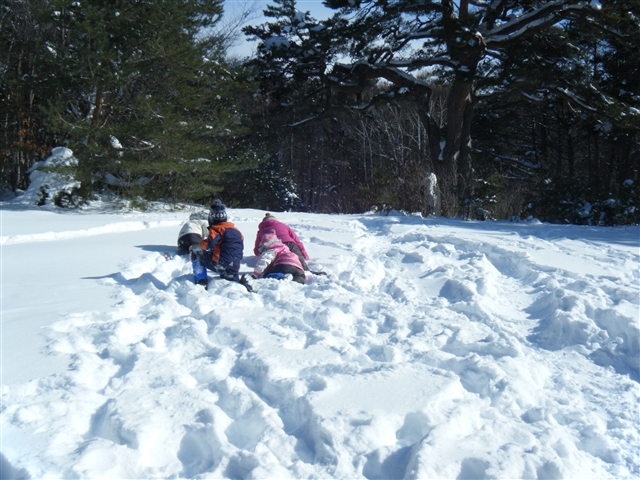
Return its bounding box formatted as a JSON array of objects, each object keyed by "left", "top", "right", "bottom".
[{"left": 190, "top": 200, "right": 244, "bottom": 289}]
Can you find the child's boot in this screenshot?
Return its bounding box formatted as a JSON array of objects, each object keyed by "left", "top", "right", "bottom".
[{"left": 192, "top": 258, "right": 208, "bottom": 290}]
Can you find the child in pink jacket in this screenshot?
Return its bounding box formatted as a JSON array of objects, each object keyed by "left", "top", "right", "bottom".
[
  {"left": 254, "top": 213, "right": 309, "bottom": 270},
  {"left": 252, "top": 230, "right": 306, "bottom": 284}
]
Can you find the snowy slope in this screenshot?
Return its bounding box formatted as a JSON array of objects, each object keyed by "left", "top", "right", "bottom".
[{"left": 1, "top": 203, "right": 639, "bottom": 479}]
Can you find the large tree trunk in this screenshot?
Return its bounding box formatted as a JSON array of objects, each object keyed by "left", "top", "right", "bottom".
[{"left": 420, "top": 77, "right": 475, "bottom": 216}]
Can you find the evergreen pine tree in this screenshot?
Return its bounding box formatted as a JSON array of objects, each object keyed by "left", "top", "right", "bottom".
[
  {"left": 28, "top": 0, "right": 257, "bottom": 204},
  {"left": 1, "top": 0, "right": 58, "bottom": 192}
]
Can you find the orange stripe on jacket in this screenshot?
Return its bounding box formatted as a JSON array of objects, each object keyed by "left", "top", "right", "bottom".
[{"left": 199, "top": 222, "right": 244, "bottom": 264}]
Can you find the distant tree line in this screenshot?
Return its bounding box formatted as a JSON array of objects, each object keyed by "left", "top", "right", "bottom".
[
  {"left": 2, "top": 0, "right": 639, "bottom": 225},
  {"left": 242, "top": 0, "right": 640, "bottom": 224}
]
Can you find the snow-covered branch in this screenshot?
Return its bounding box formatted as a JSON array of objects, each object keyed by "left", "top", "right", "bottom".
[
  {"left": 492, "top": 153, "right": 541, "bottom": 170},
  {"left": 284, "top": 114, "right": 321, "bottom": 127},
  {"left": 483, "top": 1, "right": 592, "bottom": 46}
]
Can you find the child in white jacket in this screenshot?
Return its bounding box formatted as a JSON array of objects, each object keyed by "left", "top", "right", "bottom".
[{"left": 177, "top": 211, "right": 209, "bottom": 255}]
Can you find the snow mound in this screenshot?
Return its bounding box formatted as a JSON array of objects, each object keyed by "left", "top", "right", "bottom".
[
  {"left": 1, "top": 209, "right": 639, "bottom": 478},
  {"left": 11, "top": 147, "right": 80, "bottom": 206}
]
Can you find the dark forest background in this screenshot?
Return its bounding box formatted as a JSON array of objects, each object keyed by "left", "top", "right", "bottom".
[{"left": 2, "top": 0, "right": 639, "bottom": 225}]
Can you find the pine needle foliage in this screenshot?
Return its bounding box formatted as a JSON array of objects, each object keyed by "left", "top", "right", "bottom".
[{"left": 18, "top": 0, "right": 257, "bottom": 204}]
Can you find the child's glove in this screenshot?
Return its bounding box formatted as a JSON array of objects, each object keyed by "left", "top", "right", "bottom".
[{"left": 189, "top": 244, "right": 202, "bottom": 254}]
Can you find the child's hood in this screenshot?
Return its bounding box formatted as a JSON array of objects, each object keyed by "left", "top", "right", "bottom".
[{"left": 259, "top": 229, "right": 283, "bottom": 252}]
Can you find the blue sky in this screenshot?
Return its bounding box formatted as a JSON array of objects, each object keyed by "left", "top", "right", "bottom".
[{"left": 226, "top": 0, "right": 333, "bottom": 57}]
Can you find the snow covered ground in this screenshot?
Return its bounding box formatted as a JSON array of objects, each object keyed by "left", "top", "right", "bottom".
[{"left": 1, "top": 198, "right": 639, "bottom": 479}]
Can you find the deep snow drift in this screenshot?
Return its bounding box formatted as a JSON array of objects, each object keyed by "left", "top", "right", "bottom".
[{"left": 1, "top": 199, "right": 639, "bottom": 479}]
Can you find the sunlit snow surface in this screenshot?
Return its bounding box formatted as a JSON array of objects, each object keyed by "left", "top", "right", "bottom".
[{"left": 1, "top": 202, "right": 638, "bottom": 479}]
